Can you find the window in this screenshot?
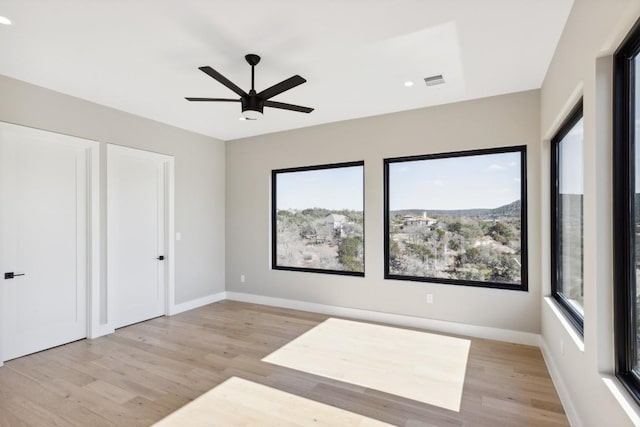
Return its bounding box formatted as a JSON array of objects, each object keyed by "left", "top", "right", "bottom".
[
  {"left": 272, "top": 161, "right": 364, "bottom": 276},
  {"left": 384, "top": 146, "right": 527, "bottom": 290},
  {"left": 550, "top": 100, "right": 584, "bottom": 335},
  {"left": 614, "top": 18, "right": 640, "bottom": 404}
]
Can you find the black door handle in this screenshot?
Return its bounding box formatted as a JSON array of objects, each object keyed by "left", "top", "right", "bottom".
[
  {"left": 4, "top": 272, "right": 25, "bottom": 280},
  {"left": 156, "top": 256, "right": 165, "bottom": 261}
]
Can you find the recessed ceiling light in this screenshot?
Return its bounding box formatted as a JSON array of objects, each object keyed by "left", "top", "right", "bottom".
[
  {"left": 0, "top": 16, "right": 12, "bottom": 25},
  {"left": 404, "top": 81, "right": 414, "bottom": 87}
]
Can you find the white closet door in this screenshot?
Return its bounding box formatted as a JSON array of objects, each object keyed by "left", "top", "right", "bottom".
[
  {"left": 108, "top": 144, "right": 170, "bottom": 329},
  {"left": 0, "top": 123, "right": 90, "bottom": 361}
]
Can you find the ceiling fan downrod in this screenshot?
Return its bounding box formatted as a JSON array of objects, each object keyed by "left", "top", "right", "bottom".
[{"left": 245, "top": 54, "right": 261, "bottom": 94}]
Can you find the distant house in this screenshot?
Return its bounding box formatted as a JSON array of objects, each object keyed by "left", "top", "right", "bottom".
[
  {"left": 325, "top": 214, "right": 347, "bottom": 229},
  {"left": 403, "top": 212, "right": 436, "bottom": 227}
]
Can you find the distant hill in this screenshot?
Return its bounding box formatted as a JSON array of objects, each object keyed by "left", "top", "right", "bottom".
[
  {"left": 490, "top": 199, "right": 522, "bottom": 217},
  {"left": 391, "top": 199, "right": 521, "bottom": 219}
]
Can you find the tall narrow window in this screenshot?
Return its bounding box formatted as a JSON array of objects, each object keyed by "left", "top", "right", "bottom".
[
  {"left": 614, "top": 17, "right": 640, "bottom": 404},
  {"left": 551, "top": 101, "right": 584, "bottom": 335}
]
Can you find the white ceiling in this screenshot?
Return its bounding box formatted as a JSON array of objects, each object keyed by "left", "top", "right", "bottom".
[{"left": 0, "top": 0, "right": 573, "bottom": 141}]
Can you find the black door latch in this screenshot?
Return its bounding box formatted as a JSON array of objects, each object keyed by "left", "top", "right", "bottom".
[
  {"left": 156, "top": 256, "right": 165, "bottom": 261},
  {"left": 4, "top": 272, "right": 25, "bottom": 280}
]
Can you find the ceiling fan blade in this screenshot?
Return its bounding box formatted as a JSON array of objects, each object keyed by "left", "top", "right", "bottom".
[
  {"left": 198, "top": 66, "right": 248, "bottom": 97},
  {"left": 257, "top": 75, "right": 306, "bottom": 100},
  {"left": 264, "top": 100, "right": 314, "bottom": 113},
  {"left": 185, "top": 97, "right": 240, "bottom": 102}
]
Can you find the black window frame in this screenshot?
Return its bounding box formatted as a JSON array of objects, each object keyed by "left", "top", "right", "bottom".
[
  {"left": 383, "top": 145, "right": 528, "bottom": 291},
  {"left": 271, "top": 160, "right": 365, "bottom": 277},
  {"left": 614, "top": 17, "right": 640, "bottom": 405},
  {"left": 550, "top": 99, "right": 585, "bottom": 336}
]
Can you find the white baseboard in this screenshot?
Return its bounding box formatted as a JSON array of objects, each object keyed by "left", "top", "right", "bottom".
[
  {"left": 539, "top": 338, "right": 582, "bottom": 427},
  {"left": 86, "top": 292, "right": 226, "bottom": 339},
  {"left": 169, "top": 291, "right": 227, "bottom": 315},
  {"left": 225, "top": 292, "right": 541, "bottom": 346}
]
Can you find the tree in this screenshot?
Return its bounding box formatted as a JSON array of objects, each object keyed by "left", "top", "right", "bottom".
[
  {"left": 338, "top": 236, "right": 363, "bottom": 272},
  {"left": 460, "top": 246, "right": 482, "bottom": 264},
  {"left": 389, "top": 239, "right": 403, "bottom": 268},
  {"left": 488, "top": 221, "right": 515, "bottom": 244},
  {"left": 301, "top": 207, "right": 330, "bottom": 218},
  {"left": 342, "top": 222, "right": 363, "bottom": 237},
  {"left": 406, "top": 242, "right": 433, "bottom": 263},
  {"left": 488, "top": 255, "right": 520, "bottom": 282},
  {"left": 299, "top": 222, "right": 316, "bottom": 239},
  {"left": 448, "top": 221, "right": 462, "bottom": 234},
  {"left": 448, "top": 234, "right": 465, "bottom": 251}
]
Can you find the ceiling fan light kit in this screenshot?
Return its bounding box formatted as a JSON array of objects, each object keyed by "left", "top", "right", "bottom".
[
  {"left": 242, "top": 109, "right": 262, "bottom": 120},
  {"left": 186, "top": 54, "right": 313, "bottom": 120}
]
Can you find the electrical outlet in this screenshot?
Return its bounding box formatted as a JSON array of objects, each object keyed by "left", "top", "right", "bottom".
[
  {"left": 240, "top": 275, "right": 245, "bottom": 283},
  {"left": 426, "top": 294, "right": 433, "bottom": 304}
]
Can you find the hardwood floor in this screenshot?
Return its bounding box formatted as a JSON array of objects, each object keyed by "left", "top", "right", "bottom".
[
  {"left": 0, "top": 301, "right": 568, "bottom": 426},
  {"left": 154, "top": 377, "right": 394, "bottom": 426},
  {"left": 263, "top": 318, "right": 471, "bottom": 411}
]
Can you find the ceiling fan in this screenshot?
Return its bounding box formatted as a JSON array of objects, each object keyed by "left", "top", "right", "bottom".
[{"left": 185, "top": 54, "right": 314, "bottom": 120}]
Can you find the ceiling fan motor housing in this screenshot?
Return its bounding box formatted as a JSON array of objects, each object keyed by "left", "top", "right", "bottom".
[{"left": 241, "top": 94, "right": 265, "bottom": 114}]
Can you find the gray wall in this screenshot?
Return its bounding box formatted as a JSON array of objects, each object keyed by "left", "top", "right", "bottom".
[
  {"left": 539, "top": 0, "right": 640, "bottom": 425},
  {"left": 0, "top": 74, "right": 226, "bottom": 308},
  {"left": 226, "top": 90, "right": 541, "bottom": 333}
]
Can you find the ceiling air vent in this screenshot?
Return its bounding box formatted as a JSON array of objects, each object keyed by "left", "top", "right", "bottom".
[{"left": 424, "top": 74, "right": 445, "bottom": 86}]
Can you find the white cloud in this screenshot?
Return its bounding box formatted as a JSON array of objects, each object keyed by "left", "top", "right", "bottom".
[
  {"left": 514, "top": 178, "right": 521, "bottom": 183},
  {"left": 487, "top": 164, "right": 505, "bottom": 171},
  {"left": 508, "top": 161, "right": 518, "bottom": 167}
]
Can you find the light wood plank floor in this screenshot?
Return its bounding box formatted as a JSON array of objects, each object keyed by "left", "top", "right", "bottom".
[
  {"left": 0, "top": 301, "right": 568, "bottom": 426},
  {"left": 154, "top": 376, "right": 394, "bottom": 426},
  {"left": 263, "top": 318, "right": 471, "bottom": 411}
]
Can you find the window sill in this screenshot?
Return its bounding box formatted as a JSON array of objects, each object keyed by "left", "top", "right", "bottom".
[
  {"left": 544, "top": 297, "right": 585, "bottom": 352},
  {"left": 602, "top": 375, "right": 640, "bottom": 425}
]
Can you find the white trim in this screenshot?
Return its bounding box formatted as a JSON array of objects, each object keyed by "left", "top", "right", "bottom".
[
  {"left": 602, "top": 375, "right": 640, "bottom": 426},
  {"left": 87, "top": 140, "right": 101, "bottom": 339},
  {"left": 166, "top": 159, "right": 176, "bottom": 315},
  {"left": 539, "top": 338, "right": 583, "bottom": 427},
  {"left": 225, "top": 292, "right": 541, "bottom": 346},
  {"left": 544, "top": 297, "right": 585, "bottom": 352},
  {"left": 169, "top": 292, "right": 227, "bottom": 315}
]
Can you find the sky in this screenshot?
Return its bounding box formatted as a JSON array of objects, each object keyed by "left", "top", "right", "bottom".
[
  {"left": 558, "top": 117, "right": 584, "bottom": 195},
  {"left": 276, "top": 165, "right": 363, "bottom": 210},
  {"left": 389, "top": 151, "right": 521, "bottom": 210}
]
